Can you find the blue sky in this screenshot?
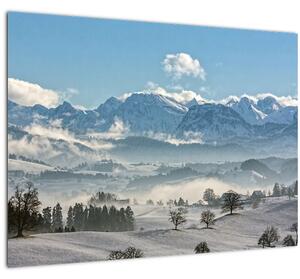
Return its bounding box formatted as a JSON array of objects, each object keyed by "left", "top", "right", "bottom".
[{"left": 8, "top": 12, "right": 297, "bottom": 108}]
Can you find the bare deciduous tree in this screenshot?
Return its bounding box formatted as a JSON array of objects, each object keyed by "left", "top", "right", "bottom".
[
  {"left": 200, "top": 210, "right": 215, "bottom": 229},
  {"left": 258, "top": 226, "right": 280, "bottom": 248},
  {"left": 203, "top": 188, "right": 216, "bottom": 206},
  {"left": 169, "top": 207, "right": 187, "bottom": 230},
  {"left": 221, "top": 190, "right": 243, "bottom": 215},
  {"left": 9, "top": 182, "right": 41, "bottom": 237}
]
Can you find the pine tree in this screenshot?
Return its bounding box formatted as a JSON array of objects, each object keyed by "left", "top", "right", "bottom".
[
  {"left": 8, "top": 200, "right": 16, "bottom": 233},
  {"left": 52, "top": 203, "right": 63, "bottom": 231},
  {"left": 108, "top": 205, "right": 117, "bottom": 231},
  {"left": 118, "top": 207, "right": 127, "bottom": 231},
  {"left": 73, "top": 203, "right": 84, "bottom": 231},
  {"left": 178, "top": 197, "right": 185, "bottom": 207},
  {"left": 95, "top": 206, "right": 103, "bottom": 230},
  {"left": 125, "top": 206, "right": 135, "bottom": 230},
  {"left": 35, "top": 213, "right": 45, "bottom": 231},
  {"left": 272, "top": 183, "right": 281, "bottom": 197},
  {"left": 82, "top": 207, "right": 88, "bottom": 230},
  {"left": 42, "top": 206, "right": 52, "bottom": 232},
  {"left": 102, "top": 205, "right": 109, "bottom": 231},
  {"left": 66, "top": 206, "right": 73, "bottom": 229},
  {"left": 86, "top": 205, "right": 95, "bottom": 230}
]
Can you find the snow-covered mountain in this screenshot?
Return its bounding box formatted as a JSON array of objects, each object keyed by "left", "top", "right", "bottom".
[
  {"left": 7, "top": 92, "right": 297, "bottom": 141},
  {"left": 176, "top": 103, "right": 253, "bottom": 141},
  {"left": 8, "top": 92, "right": 188, "bottom": 134},
  {"left": 224, "top": 96, "right": 267, "bottom": 125},
  {"left": 220, "top": 94, "right": 297, "bottom": 125},
  {"left": 113, "top": 93, "right": 187, "bottom": 133},
  {"left": 263, "top": 106, "right": 297, "bottom": 125}
]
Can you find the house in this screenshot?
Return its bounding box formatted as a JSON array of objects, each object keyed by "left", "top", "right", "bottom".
[{"left": 251, "top": 190, "right": 265, "bottom": 200}]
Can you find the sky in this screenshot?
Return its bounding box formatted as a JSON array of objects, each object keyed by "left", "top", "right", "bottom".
[{"left": 8, "top": 12, "right": 297, "bottom": 108}]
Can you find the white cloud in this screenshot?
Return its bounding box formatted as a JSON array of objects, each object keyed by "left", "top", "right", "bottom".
[
  {"left": 117, "top": 92, "right": 132, "bottom": 101},
  {"left": 144, "top": 82, "right": 206, "bottom": 105},
  {"left": 24, "top": 121, "right": 76, "bottom": 142},
  {"left": 142, "top": 131, "right": 203, "bottom": 145},
  {"left": 254, "top": 93, "right": 298, "bottom": 107},
  {"left": 107, "top": 117, "right": 130, "bottom": 136},
  {"left": 219, "top": 93, "right": 298, "bottom": 107},
  {"left": 8, "top": 78, "right": 60, "bottom": 108},
  {"left": 140, "top": 177, "right": 245, "bottom": 204},
  {"left": 59, "top": 87, "right": 80, "bottom": 101},
  {"left": 8, "top": 134, "right": 60, "bottom": 160},
  {"left": 86, "top": 117, "right": 130, "bottom": 140},
  {"left": 73, "top": 104, "right": 88, "bottom": 111},
  {"left": 162, "top": 53, "right": 206, "bottom": 80},
  {"left": 66, "top": 88, "right": 79, "bottom": 95}
]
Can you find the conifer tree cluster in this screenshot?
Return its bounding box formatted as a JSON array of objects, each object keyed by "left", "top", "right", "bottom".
[
  {"left": 66, "top": 204, "right": 135, "bottom": 232},
  {"left": 8, "top": 183, "right": 135, "bottom": 236},
  {"left": 89, "top": 191, "right": 118, "bottom": 205}
]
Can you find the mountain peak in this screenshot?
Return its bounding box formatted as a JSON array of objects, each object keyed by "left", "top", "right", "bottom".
[{"left": 186, "top": 98, "right": 199, "bottom": 108}]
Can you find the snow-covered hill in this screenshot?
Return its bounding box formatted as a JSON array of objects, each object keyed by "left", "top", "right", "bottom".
[
  {"left": 7, "top": 197, "right": 297, "bottom": 267},
  {"left": 8, "top": 159, "right": 54, "bottom": 174}
]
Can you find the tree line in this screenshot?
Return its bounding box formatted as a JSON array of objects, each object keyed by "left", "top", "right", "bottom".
[
  {"left": 8, "top": 182, "right": 135, "bottom": 237},
  {"left": 66, "top": 203, "right": 134, "bottom": 232}
]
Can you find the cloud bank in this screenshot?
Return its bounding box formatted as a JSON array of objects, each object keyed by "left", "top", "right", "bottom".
[
  {"left": 162, "top": 53, "right": 206, "bottom": 80},
  {"left": 145, "top": 81, "right": 206, "bottom": 105},
  {"left": 219, "top": 93, "right": 298, "bottom": 107},
  {"left": 8, "top": 78, "right": 60, "bottom": 108},
  {"left": 136, "top": 177, "right": 245, "bottom": 204}
]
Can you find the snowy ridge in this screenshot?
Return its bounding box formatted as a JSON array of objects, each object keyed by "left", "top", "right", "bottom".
[{"left": 7, "top": 92, "right": 297, "bottom": 137}]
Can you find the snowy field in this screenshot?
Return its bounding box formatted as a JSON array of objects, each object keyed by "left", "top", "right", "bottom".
[
  {"left": 7, "top": 197, "right": 297, "bottom": 267},
  {"left": 8, "top": 159, "right": 54, "bottom": 174}
]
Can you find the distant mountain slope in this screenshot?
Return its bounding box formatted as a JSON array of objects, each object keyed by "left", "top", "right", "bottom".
[
  {"left": 221, "top": 94, "right": 297, "bottom": 125},
  {"left": 176, "top": 104, "right": 253, "bottom": 141},
  {"left": 240, "top": 159, "right": 277, "bottom": 178},
  {"left": 110, "top": 136, "right": 252, "bottom": 163},
  {"left": 113, "top": 93, "right": 188, "bottom": 133}
]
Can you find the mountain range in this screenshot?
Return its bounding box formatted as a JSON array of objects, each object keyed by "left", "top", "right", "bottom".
[{"left": 8, "top": 92, "right": 297, "bottom": 143}]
